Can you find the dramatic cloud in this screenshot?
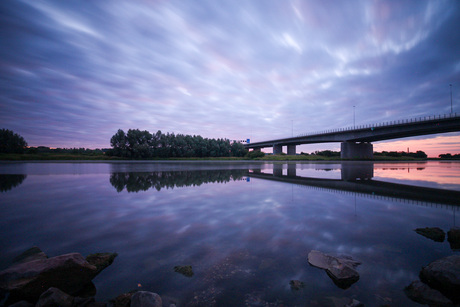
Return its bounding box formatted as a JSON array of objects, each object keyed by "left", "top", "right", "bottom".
[{"left": 1, "top": 0, "right": 459, "bottom": 155}]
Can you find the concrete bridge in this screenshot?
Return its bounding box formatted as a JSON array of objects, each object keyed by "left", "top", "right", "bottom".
[{"left": 245, "top": 113, "right": 460, "bottom": 158}]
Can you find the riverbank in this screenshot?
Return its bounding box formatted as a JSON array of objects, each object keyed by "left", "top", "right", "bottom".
[{"left": 1, "top": 153, "right": 450, "bottom": 161}]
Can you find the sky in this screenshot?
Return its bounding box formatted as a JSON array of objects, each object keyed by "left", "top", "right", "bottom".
[{"left": 1, "top": 0, "right": 459, "bottom": 157}]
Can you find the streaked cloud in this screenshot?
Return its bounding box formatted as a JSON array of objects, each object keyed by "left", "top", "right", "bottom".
[{"left": 0, "top": 0, "right": 459, "bottom": 155}]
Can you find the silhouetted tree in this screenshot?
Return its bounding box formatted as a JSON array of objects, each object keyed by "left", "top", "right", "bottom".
[
  {"left": 0, "top": 129, "right": 28, "bottom": 154},
  {"left": 126, "top": 129, "right": 153, "bottom": 158},
  {"left": 109, "top": 129, "right": 248, "bottom": 158},
  {"left": 110, "top": 129, "right": 129, "bottom": 157},
  {"left": 439, "top": 153, "right": 460, "bottom": 159}
]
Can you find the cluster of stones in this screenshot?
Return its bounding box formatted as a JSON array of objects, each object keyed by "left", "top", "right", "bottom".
[
  {"left": 306, "top": 243, "right": 460, "bottom": 306},
  {"left": 4, "top": 240, "right": 459, "bottom": 306},
  {"left": 0, "top": 247, "right": 165, "bottom": 307},
  {"left": 405, "top": 227, "right": 460, "bottom": 305},
  {"left": 415, "top": 226, "right": 460, "bottom": 249},
  {"left": 405, "top": 255, "right": 460, "bottom": 306}
]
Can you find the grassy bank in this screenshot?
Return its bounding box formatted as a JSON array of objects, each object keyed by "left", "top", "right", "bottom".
[
  {"left": 0, "top": 153, "right": 121, "bottom": 161},
  {"left": 0, "top": 153, "right": 250, "bottom": 161},
  {"left": 0, "top": 153, "right": 438, "bottom": 161}
]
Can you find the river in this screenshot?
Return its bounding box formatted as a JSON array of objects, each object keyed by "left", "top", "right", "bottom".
[{"left": 0, "top": 161, "right": 459, "bottom": 306}]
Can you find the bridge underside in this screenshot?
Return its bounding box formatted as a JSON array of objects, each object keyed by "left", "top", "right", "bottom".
[
  {"left": 246, "top": 114, "right": 460, "bottom": 159},
  {"left": 266, "top": 142, "right": 373, "bottom": 158}
]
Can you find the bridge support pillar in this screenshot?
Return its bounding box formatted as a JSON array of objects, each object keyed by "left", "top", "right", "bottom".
[
  {"left": 273, "top": 145, "right": 283, "bottom": 155},
  {"left": 341, "top": 142, "right": 373, "bottom": 159},
  {"left": 287, "top": 145, "right": 296, "bottom": 155}
]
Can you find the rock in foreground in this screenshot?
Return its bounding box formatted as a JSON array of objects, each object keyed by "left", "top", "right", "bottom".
[
  {"left": 415, "top": 227, "right": 445, "bottom": 242},
  {"left": 420, "top": 254, "right": 460, "bottom": 302},
  {"left": 174, "top": 265, "right": 194, "bottom": 277},
  {"left": 130, "top": 291, "right": 162, "bottom": 307},
  {"left": 35, "top": 287, "right": 74, "bottom": 307},
  {"left": 0, "top": 247, "right": 117, "bottom": 305},
  {"left": 289, "top": 280, "right": 305, "bottom": 290},
  {"left": 447, "top": 227, "right": 460, "bottom": 250},
  {"left": 308, "top": 250, "right": 361, "bottom": 289},
  {"left": 86, "top": 252, "right": 118, "bottom": 277},
  {"left": 0, "top": 253, "right": 97, "bottom": 303},
  {"left": 404, "top": 280, "right": 453, "bottom": 306},
  {"left": 11, "top": 246, "right": 48, "bottom": 265}
]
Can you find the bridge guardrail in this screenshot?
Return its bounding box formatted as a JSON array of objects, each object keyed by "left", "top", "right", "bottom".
[{"left": 295, "top": 112, "right": 459, "bottom": 138}]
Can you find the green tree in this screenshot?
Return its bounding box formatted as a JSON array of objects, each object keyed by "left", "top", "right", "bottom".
[
  {"left": 110, "top": 129, "right": 129, "bottom": 157},
  {"left": 0, "top": 129, "right": 28, "bottom": 154},
  {"left": 231, "top": 142, "right": 247, "bottom": 157},
  {"left": 439, "top": 153, "right": 452, "bottom": 159},
  {"left": 110, "top": 128, "right": 248, "bottom": 158},
  {"left": 413, "top": 150, "right": 427, "bottom": 159},
  {"left": 126, "top": 129, "right": 153, "bottom": 158}
]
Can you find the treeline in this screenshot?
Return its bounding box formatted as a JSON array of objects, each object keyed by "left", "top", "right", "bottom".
[
  {"left": 108, "top": 129, "right": 247, "bottom": 158},
  {"left": 299, "top": 150, "right": 341, "bottom": 157},
  {"left": 311, "top": 150, "right": 340, "bottom": 157},
  {"left": 27, "top": 146, "right": 107, "bottom": 155},
  {"left": 374, "top": 150, "right": 427, "bottom": 158},
  {"left": 439, "top": 153, "right": 460, "bottom": 159},
  {"left": 0, "top": 129, "right": 27, "bottom": 154}
]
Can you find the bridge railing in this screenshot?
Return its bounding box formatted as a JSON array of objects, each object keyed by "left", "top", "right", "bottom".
[{"left": 296, "top": 112, "right": 459, "bottom": 138}]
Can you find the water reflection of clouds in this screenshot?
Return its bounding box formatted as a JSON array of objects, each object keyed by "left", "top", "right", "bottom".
[
  {"left": 296, "top": 168, "right": 341, "bottom": 179},
  {"left": 1, "top": 162, "right": 458, "bottom": 305}
]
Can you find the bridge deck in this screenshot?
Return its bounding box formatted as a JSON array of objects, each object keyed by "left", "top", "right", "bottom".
[{"left": 245, "top": 113, "right": 460, "bottom": 149}]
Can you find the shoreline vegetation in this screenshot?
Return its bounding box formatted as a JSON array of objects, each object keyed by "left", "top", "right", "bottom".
[
  {"left": 1, "top": 128, "right": 459, "bottom": 161},
  {"left": 0, "top": 152, "right": 458, "bottom": 161}
]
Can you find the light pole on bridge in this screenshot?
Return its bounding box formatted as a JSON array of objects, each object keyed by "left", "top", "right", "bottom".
[{"left": 353, "top": 106, "right": 356, "bottom": 128}]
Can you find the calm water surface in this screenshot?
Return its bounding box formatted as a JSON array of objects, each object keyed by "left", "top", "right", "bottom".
[{"left": 1, "top": 161, "right": 459, "bottom": 306}]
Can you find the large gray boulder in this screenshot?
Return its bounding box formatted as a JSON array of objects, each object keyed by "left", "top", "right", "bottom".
[
  {"left": 35, "top": 287, "right": 74, "bottom": 307},
  {"left": 110, "top": 292, "right": 135, "bottom": 307},
  {"left": 420, "top": 254, "right": 460, "bottom": 302},
  {"left": 308, "top": 250, "right": 361, "bottom": 289},
  {"left": 86, "top": 253, "right": 118, "bottom": 277},
  {"left": 0, "top": 253, "right": 97, "bottom": 304},
  {"left": 130, "top": 291, "right": 162, "bottom": 307},
  {"left": 11, "top": 246, "right": 48, "bottom": 265},
  {"left": 404, "top": 280, "right": 453, "bottom": 306}
]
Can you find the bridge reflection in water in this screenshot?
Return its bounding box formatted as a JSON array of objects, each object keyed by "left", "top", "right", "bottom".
[
  {"left": 107, "top": 162, "right": 459, "bottom": 210},
  {"left": 247, "top": 162, "right": 460, "bottom": 210}
]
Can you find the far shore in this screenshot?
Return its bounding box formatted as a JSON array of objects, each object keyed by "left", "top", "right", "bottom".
[{"left": 0, "top": 153, "right": 458, "bottom": 162}]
